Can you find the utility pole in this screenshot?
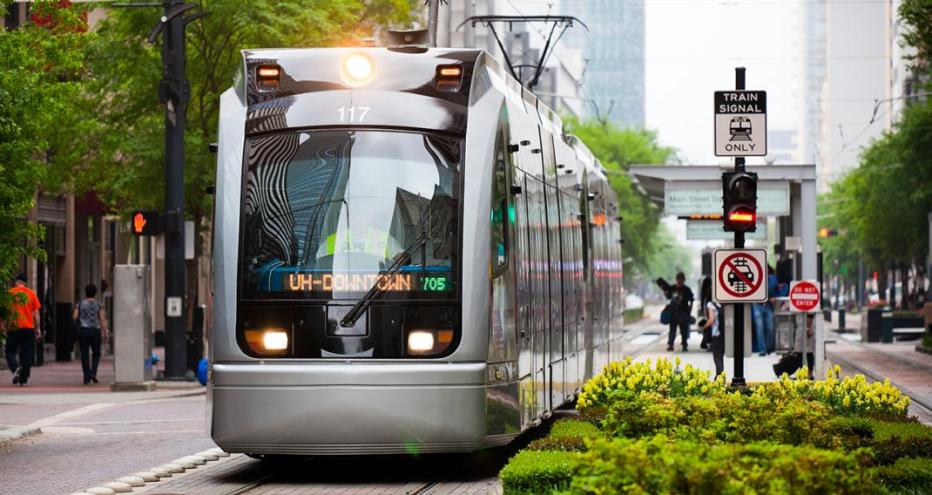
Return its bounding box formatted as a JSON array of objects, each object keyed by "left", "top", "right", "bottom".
[
  {"left": 161, "top": 0, "right": 188, "bottom": 380},
  {"left": 732, "top": 66, "right": 747, "bottom": 387},
  {"left": 427, "top": 0, "right": 439, "bottom": 47}
]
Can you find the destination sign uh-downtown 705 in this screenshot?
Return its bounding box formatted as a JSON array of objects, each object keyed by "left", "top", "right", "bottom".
[{"left": 714, "top": 90, "right": 767, "bottom": 157}]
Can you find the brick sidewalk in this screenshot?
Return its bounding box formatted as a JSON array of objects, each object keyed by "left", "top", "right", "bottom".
[{"left": 0, "top": 346, "right": 198, "bottom": 394}]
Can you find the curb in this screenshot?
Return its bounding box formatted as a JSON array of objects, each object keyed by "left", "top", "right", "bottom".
[
  {"left": 0, "top": 426, "right": 40, "bottom": 446},
  {"left": 70, "top": 447, "right": 232, "bottom": 495}
]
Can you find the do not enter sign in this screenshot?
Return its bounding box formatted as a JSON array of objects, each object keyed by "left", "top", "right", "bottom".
[{"left": 789, "top": 280, "right": 821, "bottom": 312}]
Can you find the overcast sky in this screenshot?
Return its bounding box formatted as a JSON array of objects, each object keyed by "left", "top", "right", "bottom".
[{"left": 644, "top": 1, "right": 800, "bottom": 165}]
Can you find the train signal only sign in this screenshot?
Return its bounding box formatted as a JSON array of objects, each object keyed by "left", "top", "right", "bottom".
[
  {"left": 788, "top": 280, "right": 821, "bottom": 312},
  {"left": 713, "top": 248, "right": 768, "bottom": 303},
  {"left": 714, "top": 90, "right": 767, "bottom": 157}
]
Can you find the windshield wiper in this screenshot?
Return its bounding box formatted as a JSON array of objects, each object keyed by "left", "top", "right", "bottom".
[{"left": 339, "top": 230, "right": 429, "bottom": 328}]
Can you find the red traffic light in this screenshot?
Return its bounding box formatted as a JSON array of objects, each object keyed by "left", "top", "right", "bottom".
[
  {"left": 727, "top": 208, "right": 756, "bottom": 224},
  {"left": 130, "top": 210, "right": 161, "bottom": 236}
]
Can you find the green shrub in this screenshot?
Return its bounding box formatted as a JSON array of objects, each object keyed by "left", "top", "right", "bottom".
[
  {"left": 869, "top": 420, "right": 932, "bottom": 465},
  {"left": 499, "top": 450, "right": 579, "bottom": 494},
  {"left": 577, "top": 357, "right": 727, "bottom": 411},
  {"left": 567, "top": 436, "right": 879, "bottom": 495},
  {"left": 549, "top": 419, "right": 600, "bottom": 439},
  {"left": 526, "top": 436, "right": 588, "bottom": 452},
  {"left": 875, "top": 457, "right": 932, "bottom": 494},
  {"left": 600, "top": 391, "right": 841, "bottom": 448}
]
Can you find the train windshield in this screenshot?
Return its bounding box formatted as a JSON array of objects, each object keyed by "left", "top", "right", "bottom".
[{"left": 240, "top": 130, "right": 461, "bottom": 300}]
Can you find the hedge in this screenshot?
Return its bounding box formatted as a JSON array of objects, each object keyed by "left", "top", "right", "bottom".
[
  {"left": 499, "top": 450, "right": 578, "bottom": 495},
  {"left": 568, "top": 437, "right": 879, "bottom": 495},
  {"left": 875, "top": 457, "right": 932, "bottom": 494}
]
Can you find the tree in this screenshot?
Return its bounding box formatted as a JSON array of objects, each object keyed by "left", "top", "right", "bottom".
[
  {"left": 0, "top": 3, "right": 89, "bottom": 324},
  {"left": 563, "top": 117, "right": 679, "bottom": 287},
  {"left": 53, "top": 0, "right": 417, "bottom": 320}
]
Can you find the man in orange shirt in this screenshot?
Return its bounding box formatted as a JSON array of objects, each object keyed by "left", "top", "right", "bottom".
[{"left": 6, "top": 273, "right": 41, "bottom": 386}]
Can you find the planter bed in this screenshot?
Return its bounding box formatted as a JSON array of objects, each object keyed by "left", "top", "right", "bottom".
[{"left": 499, "top": 357, "right": 932, "bottom": 494}]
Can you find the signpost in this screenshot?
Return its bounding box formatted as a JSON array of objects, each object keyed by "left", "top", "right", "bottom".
[
  {"left": 715, "top": 90, "right": 767, "bottom": 157},
  {"left": 715, "top": 67, "right": 767, "bottom": 387}
]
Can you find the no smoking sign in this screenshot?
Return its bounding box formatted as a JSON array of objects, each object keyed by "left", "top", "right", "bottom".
[{"left": 713, "top": 249, "right": 768, "bottom": 303}]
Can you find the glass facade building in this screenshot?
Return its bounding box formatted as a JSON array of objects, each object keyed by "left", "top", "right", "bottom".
[{"left": 562, "top": 0, "right": 645, "bottom": 127}]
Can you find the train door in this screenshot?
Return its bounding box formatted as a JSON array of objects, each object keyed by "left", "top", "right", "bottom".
[
  {"left": 527, "top": 176, "right": 548, "bottom": 417},
  {"left": 513, "top": 166, "right": 535, "bottom": 427},
  {"left": 539, "top": 130, "right": 564, "bottom": 410},
  {"left": 579, "top": 171, "right": 595, "bottom": 381}
]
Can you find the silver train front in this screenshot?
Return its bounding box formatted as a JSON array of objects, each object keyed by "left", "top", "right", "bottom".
[{"left": 208, "top": 47, "right": 624, "bottom": 455}]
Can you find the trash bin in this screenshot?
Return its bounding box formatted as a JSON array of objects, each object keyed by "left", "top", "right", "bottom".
[{"left": 882, "top": 311, "right": 894, "bottom": 343}]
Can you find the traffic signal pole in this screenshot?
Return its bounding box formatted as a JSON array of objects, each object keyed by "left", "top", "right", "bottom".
[
  {"left": 732, "top": 67, "right": 747, "bottom": 387},
  {"left": 161, "top": 0, "right": 189, "bottom": 380}
]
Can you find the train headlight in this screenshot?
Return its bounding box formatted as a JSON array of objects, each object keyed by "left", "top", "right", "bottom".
[
  {"left": 244, "top": 328, "right": 289, "bottom": 355},
  {"left": 406, "top": 329, "right": 454, "bottom": 356},
  {"left": 262, "top": 331, "right": 289, "bottom": 351},
  {"left": 341, "top": 53, "right": 374, "bottom": 87}
]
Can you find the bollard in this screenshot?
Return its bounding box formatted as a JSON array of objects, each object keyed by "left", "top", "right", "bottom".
[
  {"left": 882, "top": 311, "right": 894, "bottom": 343},
  {"left": 838, "top": 309, "right": 846, "bottom": 331}
]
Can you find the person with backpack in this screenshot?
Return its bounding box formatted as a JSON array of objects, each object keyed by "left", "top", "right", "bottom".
[
  {"left": 700, "top": 279, "right": 725, "bottom": 378},
  {"left": 73, "top": 283, "right": 108, "bottom": 385},
  {"left": 662, "top": 272, "right": 694, "bottom": 352}
]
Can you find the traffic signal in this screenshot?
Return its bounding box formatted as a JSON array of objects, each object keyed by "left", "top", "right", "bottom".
[
  {"left": 130, "top": 210, "right": 161, "bottom": 236},
  {"left": 722, "top": 171, "right": 758, "bottom": 232},
  {"left": 819, "top": 228, "right": 838, "bottom": 238}
]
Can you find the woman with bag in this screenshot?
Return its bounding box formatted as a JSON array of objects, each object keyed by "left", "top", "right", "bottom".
[
  {"left": 73, "top": 283, "right": 108, "bottom": 385},
  {"left": 699, "top": 279, "right": 725, "bottom": 378}
]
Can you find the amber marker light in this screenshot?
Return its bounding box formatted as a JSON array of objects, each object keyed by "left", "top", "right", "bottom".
[
  {"left": 435, "top": 64, "right": 464, "bottom": 92},
  {"left": 341, "top": 52, "right": 375, "bottom": 87},
  {"left": 244, "top": 328, "right": 289, "bottom": 355},
  {"left": 255, "top": 64, "right": 281, "bottom": 91}
]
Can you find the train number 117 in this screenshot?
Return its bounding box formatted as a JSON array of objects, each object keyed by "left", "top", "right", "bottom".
[{"left": 337, "top": 106, "right": 370, "bottom": 123}]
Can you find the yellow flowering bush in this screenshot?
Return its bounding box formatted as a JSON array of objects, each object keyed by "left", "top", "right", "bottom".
[
  {"left": 577, "top": 357, "right": 727, "bottom": 411},
  {"left": 755, "top": 365, "right": 910, "bottom": 420}
]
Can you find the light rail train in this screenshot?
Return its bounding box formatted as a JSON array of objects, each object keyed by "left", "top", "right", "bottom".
[{"left": 208, "top": 42, "right": 624, "bottom": 456}]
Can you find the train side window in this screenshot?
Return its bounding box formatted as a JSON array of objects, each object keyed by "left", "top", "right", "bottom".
[{"left": 491, "top": 130, "right": 510, "bottom": 277}]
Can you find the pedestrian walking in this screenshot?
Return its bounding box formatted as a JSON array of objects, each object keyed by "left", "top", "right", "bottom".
[
  {"left": 663, "top": 272, "right": 694, "bottom": 352},
  {"left": 752, "top": 265, "right": 778, "bottom": 356},
  {"left": 699, "top": 278, "right": 725, "bottom": 378},
  {"left": 73, "top": 283, "right": 108, "bottom": 385},
  {"left": 5, "top": 274, "right": 41, "bottom": 386}
]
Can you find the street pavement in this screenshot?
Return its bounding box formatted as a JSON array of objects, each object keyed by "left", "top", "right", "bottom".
[{"left": 0, "top": 354, "right": 213, "bottom": 495}]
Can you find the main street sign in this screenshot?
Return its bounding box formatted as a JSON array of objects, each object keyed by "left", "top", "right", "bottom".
[
  {"left": 713, "top": 249, "right": 768, "bottom": 303},
  {"left": 714, "top": 91, "right": 767, "bottom": 157},
  {"left": 664, "top": 180, "right": 789, "bottom": 217}
]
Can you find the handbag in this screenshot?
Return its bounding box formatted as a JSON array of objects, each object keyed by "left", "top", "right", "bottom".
[
  {"left": 72, "top": 300, "right": 82, "bottom": 338},
  {"left": 660, "top": 305, "right": 672, "bottom": 325}
]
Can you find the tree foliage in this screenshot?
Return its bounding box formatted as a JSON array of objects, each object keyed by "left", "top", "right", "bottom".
[
  {"left": 66, "top": 0, "right": 416, "bottom": 221},
  {"left": 0, "top": 3, "right": 89, "bottom": 322},
  {"left": 563, "top": 117, "right": 679, "bottom": 284}
]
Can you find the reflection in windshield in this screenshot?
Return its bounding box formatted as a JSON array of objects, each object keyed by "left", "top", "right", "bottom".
[{"left": 241, "top": 130, "right": 460, "bottom": 299}]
